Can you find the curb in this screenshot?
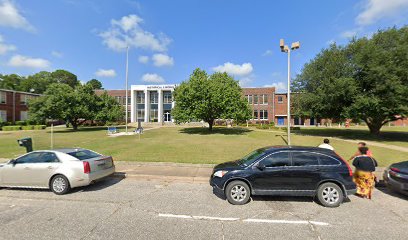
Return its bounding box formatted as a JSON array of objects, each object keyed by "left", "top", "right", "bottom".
[
  {"left": 112, "top": 172, "right": 209, "bottom": 184},
  {"left": 114, "top": 161, "right": 215, "bottom": 168}
]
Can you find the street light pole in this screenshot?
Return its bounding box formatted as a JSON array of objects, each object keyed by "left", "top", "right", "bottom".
[
  {"left": 280, "top": 39, "right": 300, "bottom": 146},
  {"left": 125, "top": 45, "right": 129, "bottom": 134}
]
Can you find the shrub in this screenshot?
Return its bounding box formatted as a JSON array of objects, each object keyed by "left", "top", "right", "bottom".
[
  {"left": 21, "top": 125, "right": 35, "bottom": 130},
  {"left": 33, "top": 125, "right": 46, "bottom": 130},
  {"left": 2, "top": 126, "right": 21, "bottom": 131},
  {"left": 15, "top": 121, "right": 27, "bottom": 126}
]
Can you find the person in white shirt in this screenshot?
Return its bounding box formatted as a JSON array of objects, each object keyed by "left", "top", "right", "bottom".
[{"left": 318, "top": 138, "right": 334, "bottom": 150}]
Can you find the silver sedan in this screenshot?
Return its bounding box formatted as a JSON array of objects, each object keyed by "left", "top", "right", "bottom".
[{"left": 0, "top": 148, "right": 115, "bottom": 194}]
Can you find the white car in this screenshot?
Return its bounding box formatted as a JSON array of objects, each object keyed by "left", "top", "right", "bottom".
[{"left": 0, "top": 148, "right": 115, "bottom": 194}]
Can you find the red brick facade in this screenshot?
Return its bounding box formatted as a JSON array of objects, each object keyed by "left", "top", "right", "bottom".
[
  {"left": 0, "top": 89, "right": 40, "bottom": 123},
  {"left": 242, "top": 87, "right": 275, "bottom": 123},
  {"left": 95, "top": 89, "right": 131, "bottom": 121}
]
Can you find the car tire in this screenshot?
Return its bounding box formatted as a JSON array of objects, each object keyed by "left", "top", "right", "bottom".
[
  {"left": 317, "top": 182, "right": 344, "bottom": 208},
  {"left": 225, "top": 180, "right": 251, "bottom": 205},
  {"left": 50, "top": 175, "right": 71, "bottom": 195}
]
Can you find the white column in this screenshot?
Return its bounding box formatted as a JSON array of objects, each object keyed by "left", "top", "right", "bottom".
[
  {"left": 171, "top": 89, "right": 175, "bottom": 122},
  {"left": 158, "top": 90, "right": 163, "bottom": 123},
  {"left": 144, "top": 90, "right": 149, "bottom": 122},
  {"left": 130, "top": 89, "right": 135, "bottom": 123}
]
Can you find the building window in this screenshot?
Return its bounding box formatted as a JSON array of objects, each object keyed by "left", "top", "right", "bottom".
[
  {"left": 254, "top": 95, "right": 258, "bottom": 104},
  {"left": 0, "top": 110, "right": 6, "bottom": 122},
  {"left": 20, "top": 111, "right": 28, "bottom": 121},
  {"left": 137, "top": 109, "right": 145, "bottom": 120},
  {"left": 127, "top": 96, "right": 131, "bottom": 105},
  {"left": 150, "top": 92, "right": 158, "bottom": 104},
  {"left": 278, "top": 96, "right": 283, "bottom": 103},
  {"left": 136, "top": 91, "right": 145, "bottom": 104},
  {"left": 260, "top": 94, "right": 268, "bottom": 105},
  {"left": 163, "top": 91, "right": 172, "bottom": 103},
  {"left": 260, "top": 110, "right": 268, "bottom": 120},
  {"left": 0, "top": 91, "right": 6, "bottom": 104},
  {"left": 150, "top": 109, "right": 158, "bottom": 122},
  {"left": 20, "top": 94, "right": 34, "bottom": 105},
  {"left": 248, "top": 95, "right": 253, "bottom": 104},
  {"left": 253, "top": 110, "right": 258, "bottom": 120}
]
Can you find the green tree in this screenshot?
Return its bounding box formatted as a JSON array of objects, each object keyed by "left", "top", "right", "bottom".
[
  {"left": 29, "top": 83, "right": 98, "bottom": 130},
  {"left": 50, "top": 70, "right": 79, "bottom": 88},
  {"left": 94, "top": 92, "right": 124, "bottom": 123},
  {"left": 0, "top": 74, "right": 24, "bottom": 90},
  {"left": 293, "top": 27, "right": 408, "bottom": 134},
  {"left": 172, "top": 68, "right": 251, "bottom": 131},
  {"left": 20, "top": 71, "right": 54, "bottom": 94},
  {"left": 86, "top": 79, "right": 103, "bottom": 90}
]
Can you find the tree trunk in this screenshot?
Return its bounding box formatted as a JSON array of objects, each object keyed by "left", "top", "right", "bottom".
[
  {"left": 71, "top": 119, "right": 78, "bottom": 131},
  {"left": 208, "top": 121, "right": 213, "bottom": 131},
  {"left": 366, "top": 119, "right": 382, "bottom": 135}
]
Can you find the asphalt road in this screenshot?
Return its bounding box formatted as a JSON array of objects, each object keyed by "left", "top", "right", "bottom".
[{"left": 0, "top": 177, "right": 407, "bottom": 240}]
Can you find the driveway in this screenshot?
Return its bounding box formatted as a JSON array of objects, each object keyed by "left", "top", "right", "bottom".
[{"left": 0, "top": 177, "right": 407, "bottom": 240}]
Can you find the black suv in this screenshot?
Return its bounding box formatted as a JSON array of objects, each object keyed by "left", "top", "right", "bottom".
[{"left": 210, "top": 146, "right": 356, "bottom": 207}]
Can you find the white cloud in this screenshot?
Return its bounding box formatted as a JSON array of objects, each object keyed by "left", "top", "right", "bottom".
[
  {"left": 264, "top": 82, "right": 287, "bottom": 92},
  {"left": 262, "top": 49, "right": 273, "bottom": 56},
  {"left": 0, "top": 34, "right": 16, "bottom": 55},
  {"left": 238, "top": 75, "right": 255, "bottom": 87},
  {"left": 356, "top": 0, "right": 408, "bottom": 26},
  {"left": 142, "top": 73, "right": 165, "bottom": 83},
  {"left": 8, "top": 55, "right": 50, "bottom": 69},
  {"left": 95, "top": 69, "right": 116, "bottom": 77},
  {"left": 212, "top": 62, "right": 253, "bottom": 76},
  {"left": 341, "top": 30, "right": 358, "bottom": 39},
  {"left": 152, "top": 53, "right": 174, "bottom": 67},
  {"left": 99, "top": 14, "right": 172, "bottom": 52},
  {"left": 0, "top": 0, "right": 35, "bottom": 32},
  {"left": 138, "top": 55, "right": 149, "bottom": 64},
  {"left": 51, "top": 51, "right": 63, "bottom": 58}
]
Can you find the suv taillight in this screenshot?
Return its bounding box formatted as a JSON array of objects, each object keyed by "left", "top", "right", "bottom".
[
  {"left": 335, "top": 153, "right": 353, "bottom": 176},
  {"left": 83, "top": 161, "right": 91, "bottom": 174}
]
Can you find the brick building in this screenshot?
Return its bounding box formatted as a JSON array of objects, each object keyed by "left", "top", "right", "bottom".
[{"left": 0, "top": 89, "right": 40, "bottom": 123}]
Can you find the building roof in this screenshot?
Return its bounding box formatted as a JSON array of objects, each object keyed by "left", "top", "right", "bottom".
[{"left": 0, "top": 89, "right": 41, "bottom": 96}]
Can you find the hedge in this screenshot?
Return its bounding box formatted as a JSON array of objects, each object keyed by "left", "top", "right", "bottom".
[
  {"left": 15, "top": 121, "right": 27, "bottom": 126},
  {"left": 2, "top": 126, "right": 21, "bottom": 131},
  {"left": 21, "top": 125, "right": 34, "bottom": 130},
  {"left": 33, "top": 125, "right": 46, "bottom": 130}
]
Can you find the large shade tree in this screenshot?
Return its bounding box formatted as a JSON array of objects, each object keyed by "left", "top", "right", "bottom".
[
  {"left": 172, "top": 68, "right": 251, "bottom": 130},
  {"left": 293, "top": 27, "right": 408, "bottom": 135}
]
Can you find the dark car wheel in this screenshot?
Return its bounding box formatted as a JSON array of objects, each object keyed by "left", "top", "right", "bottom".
[
  {"left": 225, "top": 180, "right": 250, "bottom": 205},
  {"left": 50, "top": 175, "right": 71, "bottom": 195},
  {"left": 317, "top": 182, "right": 344, "bottom": 208}
]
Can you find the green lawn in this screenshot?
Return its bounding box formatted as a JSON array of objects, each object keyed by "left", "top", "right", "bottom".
[{"left": 0, "top": 126, "right": 406, "bottom": 167}]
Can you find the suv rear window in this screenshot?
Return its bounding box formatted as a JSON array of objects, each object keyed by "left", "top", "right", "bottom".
[{"left": 67, "top": 150, "right": 101, "bottom": 160}]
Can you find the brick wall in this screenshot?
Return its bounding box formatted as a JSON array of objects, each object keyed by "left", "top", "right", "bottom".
[
  {"left": 242, "top": 87, "right": 275, "bottom": 123},
  {"left": 0, "top": 90, "right": 40, "bottom": 123}
]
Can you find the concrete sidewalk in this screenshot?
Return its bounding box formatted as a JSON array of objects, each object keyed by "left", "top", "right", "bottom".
[{"left": 113, "top": 161, "right": 214, "bottom": 183}]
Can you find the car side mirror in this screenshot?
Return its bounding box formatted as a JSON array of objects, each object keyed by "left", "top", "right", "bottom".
[
  {"left": 256, "top": 163, "right": 266, "bottom": 171},
  {"left": 8, "top": 159, "right": 16, "bottom": 165}
]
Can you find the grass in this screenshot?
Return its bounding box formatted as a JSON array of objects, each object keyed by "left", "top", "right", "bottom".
[{"left": 0, "top": 126, "right": 406, "bottom": 167}]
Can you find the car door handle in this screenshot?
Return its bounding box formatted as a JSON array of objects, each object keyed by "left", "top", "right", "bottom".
[
  {"left": 24, "top": 167, "right": 30, "bottom": 170},
  {"left": 314, "top": 167, "right": 321, "bottom": 171},
  {"left": 47, "top": 166, "right": 54, "bottom": 169}
]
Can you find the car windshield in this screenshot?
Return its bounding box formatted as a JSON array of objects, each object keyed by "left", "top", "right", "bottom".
[
  {"left": 67, "top": 150, "right": 101, "bottom": 160},
  {"left": 237, "top": 148, "right": 267, "bottom": 166}
]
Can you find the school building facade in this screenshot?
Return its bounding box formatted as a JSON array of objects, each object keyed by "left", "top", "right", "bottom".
[{"left": 0, "top": 89, "right": 41, "bottom": 123}]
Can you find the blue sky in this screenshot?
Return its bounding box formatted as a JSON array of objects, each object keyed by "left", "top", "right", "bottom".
[{"left": 1, "top": 0, "right": 408, "bottom": 91}]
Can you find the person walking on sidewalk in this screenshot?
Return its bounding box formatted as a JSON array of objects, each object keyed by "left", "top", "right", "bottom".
[
  {"left": 349, "top": 142, "right": 373, "bottom": 161},
  {"left": 352, "top": 147, "right": 378, "bottom": 199},
  {"left": 318, "top": 138, "right": 334, "bottom": 151}
]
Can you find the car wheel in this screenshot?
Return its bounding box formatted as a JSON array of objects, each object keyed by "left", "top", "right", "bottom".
[
  {"left": 317, "top": 182, "right": 344, "bottom": 208},
  {"left": 50, "top": 175, "right": 71, "bottom": 195},
  {"left": 225, "top": 180, "right": 250, "bottom": 205}
]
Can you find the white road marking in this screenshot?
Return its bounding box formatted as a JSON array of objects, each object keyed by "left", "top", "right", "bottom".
[{"left": 158, "top": 213, "right": 330, "bottom": 226}]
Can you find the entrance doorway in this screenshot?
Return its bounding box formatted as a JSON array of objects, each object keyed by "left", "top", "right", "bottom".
[
  {"left": 277, "top": 117, "right": 284, "bottom": 126},
  {"left": 164, "top": 110, "right": 171, "bottom": 122}
]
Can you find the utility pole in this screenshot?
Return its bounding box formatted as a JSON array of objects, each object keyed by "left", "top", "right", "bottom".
[{"left": 125, "top": 45, "right": 129, "bottom": 134}]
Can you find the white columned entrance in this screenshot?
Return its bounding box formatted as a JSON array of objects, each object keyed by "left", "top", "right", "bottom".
[
  {"left": 144, "top": 90, "right": 149, "bottom": 122},
  {"left": 158, "top": 89, "right": 163, "bottom": 123}
]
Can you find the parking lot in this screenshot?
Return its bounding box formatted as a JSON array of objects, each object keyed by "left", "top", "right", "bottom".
[{"left": 0, "top": 177, "right": 407, "bottom": 240}]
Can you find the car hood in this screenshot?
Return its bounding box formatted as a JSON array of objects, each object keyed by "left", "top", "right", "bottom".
[
  {"left": 390, "top": 160, "right": 408, "bottom": 174},
  {"left": 213, "top": 160, "right": 243, "bottom": 172}
]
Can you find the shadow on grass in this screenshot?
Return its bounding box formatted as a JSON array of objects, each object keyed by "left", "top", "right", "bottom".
[
  {"left": 297, "top": 128, "right": 408, "bottom": 144},
  {"left": 49, "top": 126, "right": 133, "bottom": 133},
  {"left": 179, "top": 127, "right": 252, "bottom": 135}
]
